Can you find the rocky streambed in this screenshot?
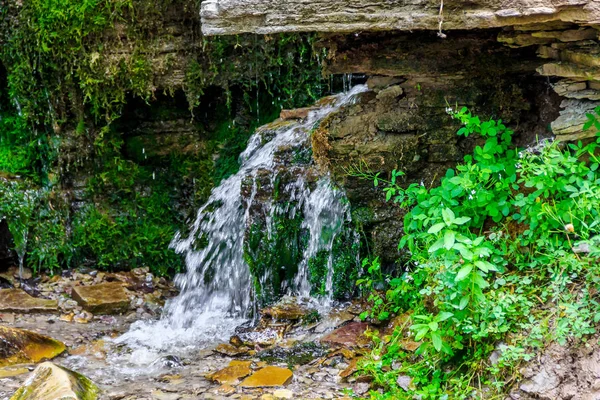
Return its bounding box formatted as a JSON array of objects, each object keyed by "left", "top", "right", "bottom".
[{"left": 0, "top": 268, "right": 380, "bottom": 400}]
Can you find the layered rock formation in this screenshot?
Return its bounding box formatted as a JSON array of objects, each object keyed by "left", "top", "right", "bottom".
[{"left": 201, "top": 0, "right": 600, "bottom": 36}]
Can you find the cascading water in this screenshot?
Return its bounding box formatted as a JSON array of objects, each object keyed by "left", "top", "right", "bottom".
[{"left": 117, "top": 85, "right": 367, "bottom": 357}]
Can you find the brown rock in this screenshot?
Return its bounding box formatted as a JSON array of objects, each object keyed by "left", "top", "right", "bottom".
[
  {"left": 207, "top": 364, "right": 252, "bottom": 384},
  {"left": 320, "top": 322, "right": 370, "bottom": 348},
  {"left": 71, "top": 282, "right": 130, "bottom": 314},
  {"left": 340, "top": 357, "right": 363, "bottom": 379},
  {"left": 215, "top": 343, "right": 250, "bottom": 356},
  {"left": 239, "top": 366, "right": 293, "bottom": 388},
  {"left": 0, "top": 326, "right": 66, "bottom": 367},
  {"left": 229, "top": 360, "right": 252, "bottom": 368},
  {"left": 214, "top": 384, "right": 236, "bottom": 395},
  {"left": 0, "top": 289, "right": 58, "bottom": 313},
  {"left": 280, "top": 108, "right": 316, "bottom": 120}
]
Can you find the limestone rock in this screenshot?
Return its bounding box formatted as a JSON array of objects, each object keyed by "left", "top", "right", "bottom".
[
  {"left": 551, "top": 99, "right": 600, "bottom": 141},
  {"left": 207, "top": 364, "right": 252, "bottom": 385},
  {"left": 239, "top": 366, "right": 293, "bottom": 388},
  {"left": 10, "top": 362, "right": 99, "bottom": 400},
  {"left": 201, "top": 0, "right": 599, "bottom": 35},
  {"left": 273, "top": 389, "right": 293, "bottom": 399},
  {"left": 320, "top": 322, "right": 370, "bottom": 348},
  {"left": 262, "top": 298, "right": 312, "bottom": 321},
  {"left": 0, "top": 289, "right": 58, "bottom": 313},
  {"left": 71, "top": 282, "right": 130, "bottom": 314},
  {"left": 0, "top": 326, "right": 66, "bottom": 367}
]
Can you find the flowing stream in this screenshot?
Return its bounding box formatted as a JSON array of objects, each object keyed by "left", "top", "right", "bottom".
[{"left": 116, "top": 85, "right": 367, "bottom": 361}]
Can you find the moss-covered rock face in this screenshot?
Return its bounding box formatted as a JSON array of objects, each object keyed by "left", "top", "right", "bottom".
[
  {"left": 311, "top": 31, "right": 562, "bottom": 266},
  {"left": 0, "top": 0, "right": 326, "bottom": 276},
  {"left": 0, "top": 327, "right": 66, "bottom": 367}
]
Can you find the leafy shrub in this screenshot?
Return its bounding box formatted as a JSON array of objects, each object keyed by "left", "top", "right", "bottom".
[{"left": 356, "top": 106, "right": 600, "bottom": 398}]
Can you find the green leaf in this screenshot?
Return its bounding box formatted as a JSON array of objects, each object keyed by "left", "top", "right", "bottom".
[
  {"left": 455, "top": 264, "right": 473, "bottom": 281},
  {"left": 444, "top": 231, "right": 456, "bottom": 250},
  {"left": 427, "top": 223, "right": 445, "bottom": 234},
  {"left": 431, "top": 332, "right": 442, "bottom": 352},
  {"left": 428, "top": 321, "right": 439, "bottom": 332},
  {"left": 428, "top": 237, "right": 445, "bottom": 253},
  {"left": 475, "top": 260, "right": 497, "bottom": 273},
  {"left": 442, "top": 208, "right": 455, "bottom": 225},
  {"left": 438, "top": 311, "right": 454, "bottom": 321},
  {"left": 453, "top": 216, "right": 471, "bottom": 225},
  {"left": 459, "top": 296, "right": 469, "bottom": 310}
]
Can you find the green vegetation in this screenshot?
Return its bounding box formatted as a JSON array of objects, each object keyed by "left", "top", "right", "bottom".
[
  {"left": 0, "top": 0, "right": 326, "bottom": 276},
  {"left": 356, "top": 106, "right": 600, "bottom": 398}
]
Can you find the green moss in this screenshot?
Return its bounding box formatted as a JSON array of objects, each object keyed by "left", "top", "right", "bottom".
[
  {"left": 307, "top": 226, "right": 361, "bottom": 300},
  {"left": 244, "top": 205, "right": 306, "bottom": 306}
]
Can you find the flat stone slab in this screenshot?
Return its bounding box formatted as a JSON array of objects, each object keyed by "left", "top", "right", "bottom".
[
  {"left": 0, "top": 289, "right": 58, "bottom": 313},
  {"left": 71, "top": 282, "right": 130, "bottom": 314},
  {"left": 0, "top": 326, "right": 66, "bottom": 367},
  {"left": 240, "top": 366, "right": 293, "bottom": 388},
  {"left": 320, "top": 322, "right": 370, "bottom": 348}
]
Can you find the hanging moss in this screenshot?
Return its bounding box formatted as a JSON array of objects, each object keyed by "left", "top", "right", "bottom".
[
  {"left": 307, "top": 225, "right": 361, "bottom": 300},
  {"left": 244, "top": 208, "right": 307, "bottom": 306}
]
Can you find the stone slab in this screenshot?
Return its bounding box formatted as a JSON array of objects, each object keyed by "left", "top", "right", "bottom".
[
  {"left": 71, "top": 282, "right": 130, "bottom": 314},
  {"left": 0, "top": 289, "right": 58, "bottom": 314},
  {"left": 240, "top": 366, "right": 293, "bottom": 388}
]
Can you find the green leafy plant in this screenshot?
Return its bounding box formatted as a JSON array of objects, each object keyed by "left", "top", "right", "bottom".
[{"left": 355, "top": 105, "right": 600, "bottom": 399}]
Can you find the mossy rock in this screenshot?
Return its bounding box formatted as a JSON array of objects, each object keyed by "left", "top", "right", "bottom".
[
  {"left": 10, "top": 362, "right": 99, "bottom": 400},
  {"left": 0, "top": 326, "right": 66, "bottom": 367}
]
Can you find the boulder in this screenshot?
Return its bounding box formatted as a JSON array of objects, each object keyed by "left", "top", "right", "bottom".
[
  {"left": 0, "top": 289, "right": 58, "bottom": 313},
  {"left": 239, "top": 366, "right": 293, "bottom": 388},
  {"left": 10, "top": 362, "right": 99, "bottom": 400},
  {"left": 71, "top": 282, "right": 130, "bottom": 314},
  {"left": 320, "top": 322, "right": 371, "bottom": 348},
  {"left": 0, "top": 326, "right": 65, "bottom": 367}
]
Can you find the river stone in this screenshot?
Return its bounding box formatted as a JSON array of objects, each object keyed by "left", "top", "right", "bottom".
[
  {"left": 320, "top": 322, "right": 370, "bottom": 348},
  {"left": 207, "top": 364, "right": 252, "bottom": 384},
  {"left": 10, "top": 362, "right": 99, "bottom": 400},
  {"left": 239, "top": 366, "right": 293, "bottom": 388},
  {"left": 71, "top": 282, "right": 130, "bottom": 314},
  {"left": 0, "top": 326, "right": 66, "bottom": 367},
  {"left": 0, "top": 289, "right": 58, "bottom": 313},
  {"left": 215, "top": 343, "right": 249, "bottom": 356}
]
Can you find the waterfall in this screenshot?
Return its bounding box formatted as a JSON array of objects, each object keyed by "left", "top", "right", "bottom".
[{"left": 117, "top": 85, "right": 367, "bottom": 355}]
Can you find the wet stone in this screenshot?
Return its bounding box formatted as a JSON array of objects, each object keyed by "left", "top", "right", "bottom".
[
  {"left": 0, "top": 289, "right": 58, "bottom": 313},
  {"left": 0, "top": 326, "right": 66, "bottom": 367},
  {"left": 10, "top": 362, "right": 99, "bottom": 400},
  {"left": 207, "top": 364, "right": 252, "bottom": 385},
  {"left": 215, "top": 343, "right": 250, "bottom": 356},
  {"left": 320, "top": 322, "right": 371, "bottom": 348},
  {"left": 71, "top": 282, "right": 130, "bottom": 314},
  {"left": 240, "top": 366, "right": 293, "bottom": 388}
]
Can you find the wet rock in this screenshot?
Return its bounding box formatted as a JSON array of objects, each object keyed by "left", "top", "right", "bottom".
[
  {"left": 258, "top": 342, "right": 328, "bottom": 366},
  {"left": 0, "top": 365, "right": 30, "bottom": 378},
  {"left": 0, "top": 289, "right": 58, "bottom": 313},
  {"left": 240, "top": 366, "right": 293, "bottom": 388},
  {"left": 339, "top": 357, "right": 362, "bottom": 379},
  {"left": 0, "top": 312, "right": 15, "bottom": 323},
  {"left": 71, "top": 282, "right": 130, "bottom": 314},
  {"left": 353, "top": 382, "right": 370, "bottom": 396},
  {"left": 74, "top": 310, "right": 94, "bottom": 324},
  {"left": 262, "top": 297, "right": 312, "bottom": 321},
  {"left": 207, "top": 363, "right": 252, "bottom": 384},
  {"left": 0, "top": 326, "right": 65, "bottom": 366},
  {"left": 151, "top": 355, "right": 183, "bottom": 369},
  {"left": 215, "top": 343, "right": 250, "bottom": 356},
  {"left": 280, "top": 107, "right": 316, "bottom": 120},
  {"left": 320, "top": 322, "right": 371, "bottom": 348},
  {"left": 10, "top": 362, "right": 99, "bottom": 400},
  {"left": 214, "top": 384, "right": 236, "bottom": 395},
  {"left": 273, "top": 389, "right": 293, "bottom": 399}
]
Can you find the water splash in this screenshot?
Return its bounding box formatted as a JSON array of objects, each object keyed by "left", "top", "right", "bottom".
[{"left": 117, "top": 85, "right": 367, "bottom": 354}]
